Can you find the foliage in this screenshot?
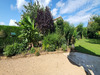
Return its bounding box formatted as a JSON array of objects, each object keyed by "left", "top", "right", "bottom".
[
  {"left": 42, "top": 32, "right": 67, "bottom": 51},
  {"left": 46, "top": 44, "right": 56, "bottom": 52},
  {"left": 42, "top": 33, "right": 60, "bottom": 50},
  {"left": 35, "top": 6, "right": 54, "bottom": 34},
  {"left": 3, "top": 42, "right": 27, "bottom": 56},
  {"left": 29, "top": 47, "right": 35, "bottom": 53},
  {"left": 22, "top": 0, "right": 40, "bottom": 21},
  {"left": 71, "top": 36, "right": 75, "bottom": 44},
  {"left": 3, "top": 44, "right": 14, "bottom": 56},
  {"left": 64, "top": 23, "right": 75, "bottom": 45},
  {"left": 35, "top": 50, "right": 40, "bottom": 56},
  {"left": 22, "top": 1, "right": 54, "bottom": 35},
  {"left": 55, "top": 18, "right": 64, "bottom": 34},
  {"left": 73, "top": 29, "right": 78, "bottom": 39},
  {"left": 58, "top": 36, "right": 66, "bottom": 46},
  {"left": 83, "top": 27, "right": 87, "bottom": 38},
  {"left": 0, "top": 25, "right": 22, "bottom": 50},
  {"left": 18, "top": 16, "right": 40, "bottom": 45},
  {"left": 61, "top": 44, "right": 67, "bottom": 51},
  {"left": 87, "top": 15, "right": 100, "bottom": 38},
  {"left": 76, "top": 23, "right": 83, "bottom": 39},
  {"left": 0, "top": 30, "right": 6, "bottom": 38}
]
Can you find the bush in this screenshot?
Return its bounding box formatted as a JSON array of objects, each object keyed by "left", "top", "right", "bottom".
[
  {"left": 29, "top": 47, "right": 35, "bottom": 54},
  {"left": 35, "top": 50, "right": 40, "bottom": 56},
  {"left": 46, "top": 44, "right": 56, "bottom": 52},
  {"left": 61, "top": 44, "right": 67, "bottom": 51},
  {"left": 58, "top": 36, "right": 66, "bottom": 47},
  {"left": 3, "top": 44, "right": 15, "bottom": 56},
  {"left": 42, "top": 33, "right": 60, "bottom": 51},
  {"left": 3, "top": 42, "right": 27, "bottom": 56},
  {"left": 42, "top": 33, "right": 67, "bottom": 51}
]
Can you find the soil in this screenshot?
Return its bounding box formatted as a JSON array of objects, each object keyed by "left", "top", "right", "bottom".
[{"left": 0, "top": 53, "right": 86, "bottom": 75}]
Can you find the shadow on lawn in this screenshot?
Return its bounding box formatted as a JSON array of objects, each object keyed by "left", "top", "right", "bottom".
[
  {"left": 75, "top": 45, "right": 100, "bottom": 57},
  {"left": 85, "top": 39, "right": 100, "bottom": 44}
]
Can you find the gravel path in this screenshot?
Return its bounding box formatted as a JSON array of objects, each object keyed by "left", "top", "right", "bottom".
[{"left": 0, "top": 53, "right": 86, "bottom": 75}]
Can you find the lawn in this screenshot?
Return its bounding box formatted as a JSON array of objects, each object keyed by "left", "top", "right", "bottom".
[{"left": 75, "top": 39, "right": 100, "bottom": 56}]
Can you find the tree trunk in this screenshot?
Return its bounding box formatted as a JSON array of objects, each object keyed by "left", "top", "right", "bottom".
[
  {"left": 71, "top": 44, "right": 75, "bottom": 51},
  {"left": 67, "top": 39, "right": 69, "bottom": 49}
]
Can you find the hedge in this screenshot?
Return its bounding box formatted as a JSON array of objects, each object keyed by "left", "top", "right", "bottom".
[{"left": 0, "top": 25, "right": 22, "bottom": 51}]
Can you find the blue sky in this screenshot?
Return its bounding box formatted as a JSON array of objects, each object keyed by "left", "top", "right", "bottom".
[{"left": 0, "top": 0, "right": 100, "bottom": 27}]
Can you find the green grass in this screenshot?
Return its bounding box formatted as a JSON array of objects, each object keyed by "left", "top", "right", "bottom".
[{"left": 75, "top": 39, "right": 100, "bottom": 56}]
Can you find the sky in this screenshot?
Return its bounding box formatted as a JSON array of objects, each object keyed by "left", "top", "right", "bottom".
[{"left": 0, "top": 0, "right": 100, "bottom": 27}]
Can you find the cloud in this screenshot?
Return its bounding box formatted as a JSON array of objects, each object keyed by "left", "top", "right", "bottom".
[
  {"left": 9, "top": 19, "right": 18, "bottom": 26},
  {"left": 10, "top": 4, "right": 16, "bottom": 10},
  {"left": 34, "top": 0, "right": 52, "bottom": 7},
  {"left": 0, "top": 22, "right": 5, "bottom": 25},
  {"left": 16, "top": 0, "right": 28, "bottom": 11},
  {"left": 66, "top": 14, "right": 91, "bottom": 24},
  {"left": 65, "top": 8, "right": 92, "bottom": 24},
  {"left": 56, "top": 0, "right": 65, "bottom": 8},
  {"left": 10, "top": 0, "right": 28, "bottom": 11},
  {"left": 58, "top": 0, "right": 100, "bottom": 15},
  {"left": 60, "top": 0, "right": 91, "bottom": 14},
  {"left": 57, "top": 0, "right": 100, "bottom": 26},
  {"left": 51, "top": 8, "right": 58, "bottom": 17}
]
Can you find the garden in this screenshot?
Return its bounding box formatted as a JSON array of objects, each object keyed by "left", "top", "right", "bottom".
[{"left": 0, "top": 1, "right": 100, "bottom": 57}]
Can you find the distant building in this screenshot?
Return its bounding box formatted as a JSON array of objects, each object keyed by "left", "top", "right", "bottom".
[{"left": 53, "top": 16, "right": 63, "bottom": 23}]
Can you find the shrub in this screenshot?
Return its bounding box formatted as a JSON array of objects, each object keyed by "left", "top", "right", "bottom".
[
  {"left": 35, "top": 50, "right": 40, "bottom": 56},
  {"left": 42, "top": 33, "right": 67, "bottom": 51},
  {"left": 3, "top": 44, "right": 15, "bottom": 56},
  {"left": 58, "top": 36, "right": 66, "bottom": 47},
  {"left": 61, "top": 44, "right": 67, "bottom": 51},
  {"left": 42, "top": 33, "right": 60, "bottom": 51},
  {"left": 29, "top": 47, "right": 35, "bottom": 54},
  {"left": 46, "top": 44, "right": 56, "bottom": 52},
  {"left": 3, "top": 42, "right": 27, "bottom": 56}
]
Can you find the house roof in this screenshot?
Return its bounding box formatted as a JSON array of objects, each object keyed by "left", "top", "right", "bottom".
[{"left": 53, "top": 16, "right": 63, "bottom": 21}]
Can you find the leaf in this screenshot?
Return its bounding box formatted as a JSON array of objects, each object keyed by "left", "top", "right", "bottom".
[
  {"left": 32, "top": 20, "right": 35, "bottom": 30},
  {"left": 28, "top": 16, "right": 31, "bottom": 24}
]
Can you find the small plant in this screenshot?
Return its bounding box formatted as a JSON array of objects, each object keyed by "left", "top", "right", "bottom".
[
  {"left": 35, "top": 50, "right": 40, "bottom": 56},
  {"left": 29, "top": 47, "right": 35, "bottom": 54},
  {"left": 46, "top": 44, "right": 56, "bottom": 52},
  {"left": 3, "top": 44, "right": 15, "bottom": 56},
  {"left": 61, "top": 44, "right": 67, "bottom": 51}
]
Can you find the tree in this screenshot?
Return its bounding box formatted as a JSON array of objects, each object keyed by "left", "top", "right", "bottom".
[
  {"left": 87, "top": 15, "right": 100, "bottom": 38},
  {"left": 18, "top": 16, "right": 40, "bottom": 47},
  {"left": 83, "top": 27, "right": 87, "bottom": 38},
  {"left": 76, "top": 23, "right": 83, "bottom": 39},
  {"left": 22, "top": 1, "right": 54, "bottom": 35},
  {"left": 56, "top": 17, "right": 64, "bottom": 35},
  {"left": 35, "top": 6, "right": 54, "bottom": 35},
  {"left": 22, "top": 0, "right": 40, "bottom": 21},
  {"left": 63, "top": 21, "right": 74, "bottom": 48}
]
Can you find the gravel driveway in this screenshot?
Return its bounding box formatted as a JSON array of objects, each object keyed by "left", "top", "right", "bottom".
[{"left": 0, "top": 53, "right": 85, "bottom": 75}]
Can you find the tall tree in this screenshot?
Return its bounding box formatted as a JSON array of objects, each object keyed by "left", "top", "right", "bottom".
[
  {"left": 63, "top": 21, "right": 74, "bottom": 48},
  {"left": 22, "top": 0, "right": 40, "bottom": 21},
  {"left": 76, "top": 23, "right": 83, "bottom": 39},
  {"left": 87, "top": 15, "right": 100, "bottom": 38},
  {"left": 35, "top": 6, "right": 54, "bottom": 35}
]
